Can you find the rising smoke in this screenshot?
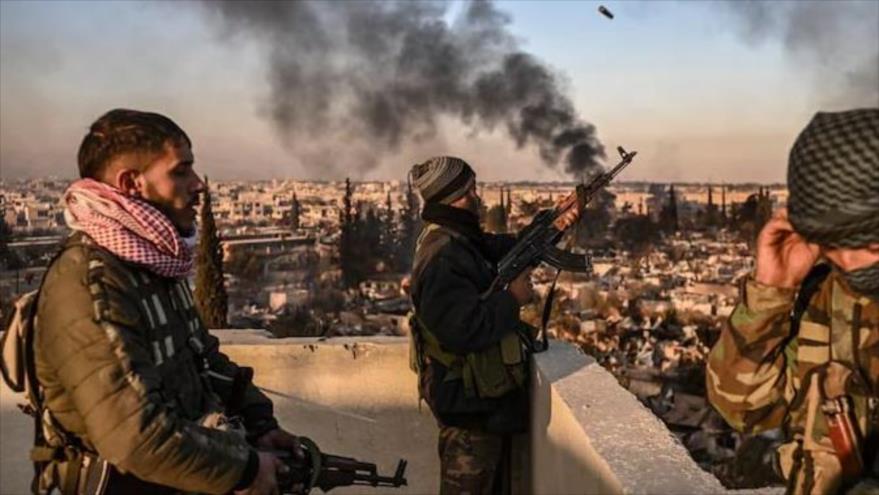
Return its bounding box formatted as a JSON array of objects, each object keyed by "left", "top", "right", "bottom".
[
  {"left": 198, "top": 1, "right": 604, "bottom": 178},
  {"left": 722, "top": 0, "right": 879, "bottom": 109}
]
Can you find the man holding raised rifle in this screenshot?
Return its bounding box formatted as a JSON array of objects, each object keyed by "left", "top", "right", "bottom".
[{"left": 408, "top": 156, "right": 581, "bottom": 494}]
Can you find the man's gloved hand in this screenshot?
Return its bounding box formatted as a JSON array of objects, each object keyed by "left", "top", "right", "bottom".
[
  {"left": 754, "top": 208, "right": 820, "bottom": 288},
  {"left": 235, "top": 451, "right": 282, "bottom": 495}
]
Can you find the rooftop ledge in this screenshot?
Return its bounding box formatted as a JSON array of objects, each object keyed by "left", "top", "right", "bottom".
[{"left": 1, "top": 331, "right": 781, "bottom": 494}]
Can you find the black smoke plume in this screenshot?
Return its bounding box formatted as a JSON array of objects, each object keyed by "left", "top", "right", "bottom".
[
  {"left": 198, "top": 1, "right": 604, "bottom": 178},
  {"left": 722, "top": 1, "right": 878, "bottom": 108}
]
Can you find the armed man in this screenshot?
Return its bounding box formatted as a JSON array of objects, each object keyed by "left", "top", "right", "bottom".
[
  {"left": 707, "top": 108, "right": 878, "bottom": 493},
  {"left": 30, "top": 109, "right": 300, "bottom": 494},
  {"left": 408, "top": 156, "right": 578, "bottom": 494}
]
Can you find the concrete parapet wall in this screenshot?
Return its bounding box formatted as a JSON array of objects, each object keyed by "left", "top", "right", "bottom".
[
  {"left": 2, "top": 331, "right": 777, "bottom": 494},
  {"left": 531, "top": 343, "right": 728, "bottom": 494},
  {"left": 216, "top": 331, "right": 438, "bottom": 495}
]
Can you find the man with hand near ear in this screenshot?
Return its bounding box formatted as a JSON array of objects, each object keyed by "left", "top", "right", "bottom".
[
  {"left": 33, "top": 109, "right": 300, "bottom": 494},
  {"left": 707, "top": 109, "right": 878, "bottom": 494}
]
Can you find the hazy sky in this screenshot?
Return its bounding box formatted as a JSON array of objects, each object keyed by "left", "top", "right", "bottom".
[{"left": 1, "top": 0, "right": 877, "bottom": 183}]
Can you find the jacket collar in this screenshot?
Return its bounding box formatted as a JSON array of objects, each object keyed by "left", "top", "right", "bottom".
[{"left": 421, "top": 202, "right": 486, "bottom": 252}]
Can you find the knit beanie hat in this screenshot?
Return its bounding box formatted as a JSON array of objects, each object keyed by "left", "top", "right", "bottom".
[
  {"left": 410, "top": 156, "right": 476, "bottom": 204},
  {"left": 787, "top": 108, "right": 879, "bottom": 248}
]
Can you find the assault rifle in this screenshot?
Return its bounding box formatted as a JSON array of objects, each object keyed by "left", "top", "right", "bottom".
[
  {"left": 273, "top": 437, "right": 407, "bottom": 494},
  {"left": 482, "top": 146, "right": 637, "bottom": 350}
]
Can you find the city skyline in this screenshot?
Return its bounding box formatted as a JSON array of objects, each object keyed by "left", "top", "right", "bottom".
[{"left": 1, "top": 0, "right": 877, "bottom": 183}]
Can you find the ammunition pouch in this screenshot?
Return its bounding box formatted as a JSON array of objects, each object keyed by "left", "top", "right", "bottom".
[
  {"left": 33, "top": 446, "right": 110, "bottom": 495},
  {"left": 409, "top": 313, "right": 527, "bottom": 399},
  {"left": 26, "top": 403, "right": 110, "bottom": 495},
  {"left": 786, "top": 360, "right": 876, "bottom": 491}
]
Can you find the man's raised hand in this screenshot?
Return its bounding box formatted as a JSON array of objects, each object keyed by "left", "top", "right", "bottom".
[{"left": 754, "top": 208, "right": 820, "bottom": 288}]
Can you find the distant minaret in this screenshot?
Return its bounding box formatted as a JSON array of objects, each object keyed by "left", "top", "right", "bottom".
[
  {"left": 499, "top": 186, "right": 505, "bottom": 211},
  {"left": 506, "top": 188, "right": 512, "bottom": 214},
  {"left": 707, "top": 185, "right": 714, "bottom": 209}
]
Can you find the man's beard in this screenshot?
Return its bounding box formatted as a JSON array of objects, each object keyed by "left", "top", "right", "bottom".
[{"left": 147, "top": 198, "right": 197, "bottom": 237}]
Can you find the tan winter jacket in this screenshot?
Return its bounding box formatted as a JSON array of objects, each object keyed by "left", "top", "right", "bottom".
[{"left": 35, "top": 233, "right": 276, "bottom": 494}]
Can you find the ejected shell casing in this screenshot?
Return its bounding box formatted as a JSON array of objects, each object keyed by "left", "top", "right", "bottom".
[{"left": 598, "top": 5, "right": 614, "bottom": 19}]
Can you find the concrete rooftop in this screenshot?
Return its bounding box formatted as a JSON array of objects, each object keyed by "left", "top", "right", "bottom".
[{"left": 1, "top": 332, "right": 781, "bottom": 494}]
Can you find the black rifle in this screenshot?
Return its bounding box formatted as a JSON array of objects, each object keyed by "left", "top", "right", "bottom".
[
  {"left": 274, "top": 437, "right": 407, "bottom": 494},
  {"left": 482, "top": 146, "right": 637, "bottom": 350}
]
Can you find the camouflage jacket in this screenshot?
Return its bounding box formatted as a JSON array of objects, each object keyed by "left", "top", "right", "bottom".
[
  {"left": 707, "top": 269, "right": 878, "bottom": 492},
  {"left": 34, "top": 233, "right": 276, "bottom": 494}
]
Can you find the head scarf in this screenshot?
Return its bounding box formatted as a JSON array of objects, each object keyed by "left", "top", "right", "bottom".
[
  {"left": 786, "top": 108, "right": 879, "bottom": 298},
  {"left": 63, "top": 178, "right": 194, "bottom": 278},
  {"left": 787, "top": 108, "right": 879, "bottom": 248}
]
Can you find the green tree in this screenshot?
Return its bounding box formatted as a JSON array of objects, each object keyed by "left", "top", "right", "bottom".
[
  {"left": 339, "top": 178, "right": 367, "bottom": 287},
  {"left": 659, "top": 184, "right": 679, "bottom": 234},
  {"left": 362, "top": 206, "right": 383, "bottom": 271},
  {"left": 0, "top": 212, "right": 15, "bottom": 270},
  {"left": 395, "top": 179, "right": 421, "bottom": 273},
  {"left": 289, "top": 192, "right": 301, "bottom": 230},
  {"left": 484, "top": 203, "right": 508, "bottom": 234},
  {"left": 720, "top": 184, "right": 728, "bottom": 226},
  {"left": 614, "top": 215, "right": 661, "bottom": 258},
  {"left": 756, "top": 187, "right": 773, "bottom": 232},
  {"left": 574, "top": 188, "right": 614, "bottom": 246},
  {"left": 0, "top": 212, "right": 22, "bottom": 316},
  {"left": 733, "top": 188, "right": 773, "bottom": 245},
  {"left": 484, "top": 204, "right": 507, "bottom": 233},
  {"left": 704, "top": 185, "right": 721, "bottom": 228},
  {"left": 380, "top": 191, "right": 396, "bottom": 265},
  {"left": 194, "top": 176, "right": 228, "bottom": 328}
]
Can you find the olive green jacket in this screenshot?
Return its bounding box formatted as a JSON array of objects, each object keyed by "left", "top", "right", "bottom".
[
  {"left": 707, "top": 270, "right": 878, "bottom": 492},
  {"left": 34, "top": 233, "right": 276, "bottom": 494}
]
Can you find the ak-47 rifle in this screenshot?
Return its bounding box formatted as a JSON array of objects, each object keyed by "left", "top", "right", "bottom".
[
  {"left": 273, "top": 437, "right": 407, "bottom": 494},
  {"left": 482, "top": 146, "right": 637, "bottom": 351}
]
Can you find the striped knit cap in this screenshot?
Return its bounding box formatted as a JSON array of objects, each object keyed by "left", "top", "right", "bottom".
[
  {"left": 787, "top": 108, "right": 879, "bottom": 248},
  {"left": 410, "top": 156, "right": 476, "bottom": 204}
]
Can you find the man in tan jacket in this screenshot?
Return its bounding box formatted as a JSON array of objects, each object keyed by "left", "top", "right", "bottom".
[{"left": 34, "top": 109, "right": 298, "bottom": 494}]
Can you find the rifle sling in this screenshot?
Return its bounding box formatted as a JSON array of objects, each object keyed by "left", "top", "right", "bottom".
[{"left": 536, "top": 269, "right": 560, "bottom": 353}]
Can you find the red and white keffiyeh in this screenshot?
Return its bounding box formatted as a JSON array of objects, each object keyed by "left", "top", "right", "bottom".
[{"left": 63, "top": 178, "right": 193, "bottom": 278}]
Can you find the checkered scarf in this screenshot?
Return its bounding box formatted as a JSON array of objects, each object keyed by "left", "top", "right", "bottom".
[{"left": 63, "top": 179, "right": 194, "bottom": 278}]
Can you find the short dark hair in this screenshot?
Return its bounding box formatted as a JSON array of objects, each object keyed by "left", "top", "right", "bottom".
[{"left": 77, "top": 109, "right": 191, "bottom": 179}]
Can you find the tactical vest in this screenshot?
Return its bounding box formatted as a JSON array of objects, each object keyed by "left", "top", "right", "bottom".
[
  {"left": 408, "top": 223, "right": 528, "bottom": 399},
  {"left": 780, "top": 266, "right": 879, "bottom": 493},
  {"left": 3, "top": 234, "right": 243, "bottom": 494}
]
